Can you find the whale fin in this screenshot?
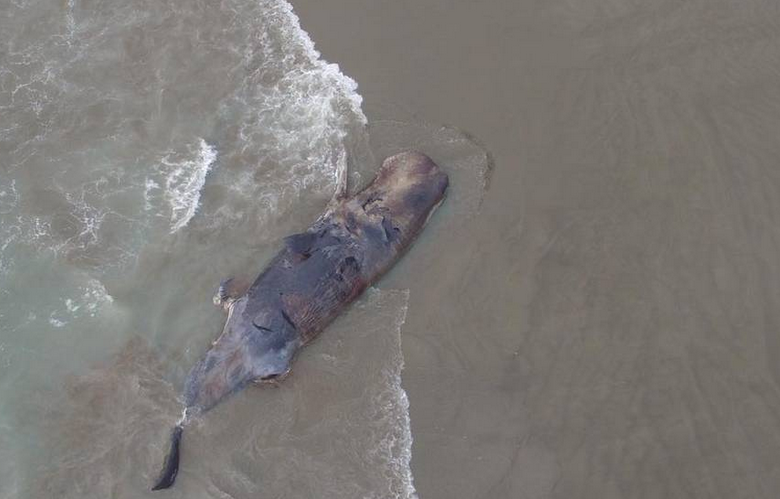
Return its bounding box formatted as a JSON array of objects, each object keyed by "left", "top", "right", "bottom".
[
  {"left": 151, "top": 425, "right": 183, "bottom": 491},
  {"left": 213, "top": 277, "right": 250, "bottom": 310}
]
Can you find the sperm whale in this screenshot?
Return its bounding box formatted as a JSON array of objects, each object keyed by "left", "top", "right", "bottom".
[{"left": 152, "top": 151, "right": 448, "bottom": 490}]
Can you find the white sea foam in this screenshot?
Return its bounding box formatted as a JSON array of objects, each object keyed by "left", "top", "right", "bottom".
[
  {"left": 143, "top": 178, "right": 160, "bottom": 212},
  {"left": 0, "top": 179, "right": 20, "bottom": 275},
  {"left": 0, "top": 179, "right": 19, "bottom": 215},
  {"left": 64, "top": 188, "right": 106, "bottom": 250},
  {"left": 79, "top": 278, "right": 113, "bottom": 314},
  {"left": 189, "top": 0, "right": 367, "bottom": 236},
  {"left": 364, "top": 288, "right": 417, "bottom": 499},
  {"left": 46, "top": 278, "right": 113, "bottom": 329},
  {"left": 48, "top": 316, "right": 66, "bottom": 328},
  {"left": 161, "top": 139, "right": 217, "bottom": 233}
]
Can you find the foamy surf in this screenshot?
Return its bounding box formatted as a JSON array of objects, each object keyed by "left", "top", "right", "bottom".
[
  {"left": 361, "top": 288, "right": 418, "bottom": 499},
  {"left": 162, "top": 139, "right": 217, "bottom": 233},
  {"left": 187, "top": 0, "right": 368, "bottom": 238}
]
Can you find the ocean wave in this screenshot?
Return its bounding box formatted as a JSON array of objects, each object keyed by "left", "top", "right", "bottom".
[
  {"left": 160, "top": 139, "right": 217, "bottom": 233},
  {"left": 189, "top": 0, "right": 367, "bottom": 236}
]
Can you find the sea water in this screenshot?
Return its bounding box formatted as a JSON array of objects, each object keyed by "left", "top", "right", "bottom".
[{"left": 0, "top": 1, "right": 405, "bottom": 497}]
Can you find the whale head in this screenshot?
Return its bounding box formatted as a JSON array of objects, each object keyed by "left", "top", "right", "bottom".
[{"left": 182, "top": 296, "right": 299, "bottom": 413}]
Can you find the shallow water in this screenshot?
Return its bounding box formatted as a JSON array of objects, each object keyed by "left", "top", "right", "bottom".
[{"left": 0, "top": 1, "right": 488, "bottom": 497}]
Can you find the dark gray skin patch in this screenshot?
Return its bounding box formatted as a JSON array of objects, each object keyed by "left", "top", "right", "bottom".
[
  {"left": 153, "top": 151, "right": 449, "bottom": 491},
  {"left": 381, "top": 216, "right": 400, "bottom": 244},
  {"left": 284, "top": 232, "right": 317, "bottom": 259},
  {"left": 403, "top": 187, "right": 433, "bottom": 214}
]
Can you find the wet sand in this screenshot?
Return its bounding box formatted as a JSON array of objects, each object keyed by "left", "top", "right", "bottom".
[{"left": 294, "top": 1, "right": 780, "bottom": 498}]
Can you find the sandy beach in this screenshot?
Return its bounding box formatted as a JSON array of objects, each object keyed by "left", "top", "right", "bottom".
[{"left": 293, "top": 1, "right": 780, "bottom": 498}]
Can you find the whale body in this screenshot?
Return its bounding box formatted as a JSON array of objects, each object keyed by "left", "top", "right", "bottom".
[{"left": 152, "top": 151, "right": 448, "bottom": 490}]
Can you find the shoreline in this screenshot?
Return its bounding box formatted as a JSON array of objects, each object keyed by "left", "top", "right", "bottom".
[{"left": 292, "top": 1, "right": 780, "bottom": 498}]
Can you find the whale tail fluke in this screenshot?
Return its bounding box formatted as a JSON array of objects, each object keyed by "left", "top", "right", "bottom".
[{"left": 151, "top": 425, "right": 184, "bottom": 491}]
